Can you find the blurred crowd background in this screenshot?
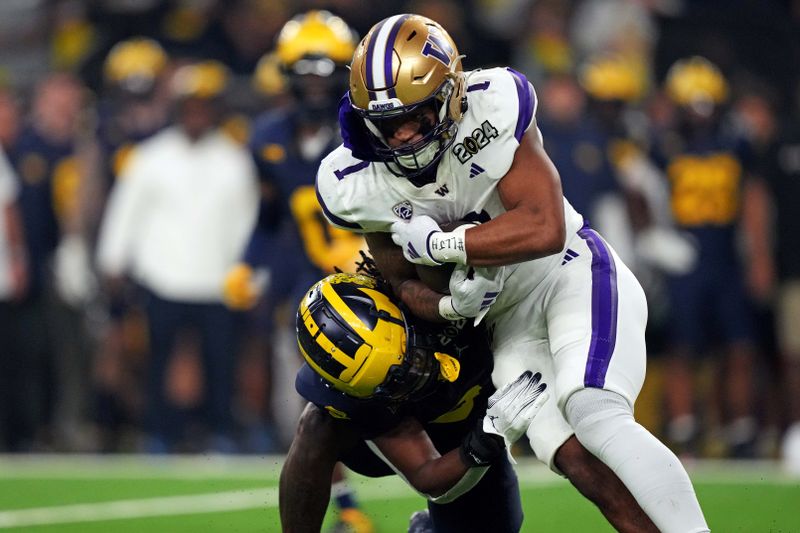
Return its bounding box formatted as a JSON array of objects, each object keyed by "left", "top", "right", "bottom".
[{"left": 0, "top": 0, "right": 799, "bottom": 473}]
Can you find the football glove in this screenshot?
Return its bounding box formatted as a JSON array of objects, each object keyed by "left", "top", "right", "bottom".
[
  {"left": 222, "top": 263, "right": 269, "bottom": 310},
  {"left": 391, "top": 215, "right": 444, "bottom": 266},
  {"left": 459, "top": 416, "right": 506, "bottom": 467},
  {"left": 53, "top": 234, "right": 97, "bottom": 307},
  {"left": 442, "top": 264, "right": 504, "bottom": 324},
  {"left": 484, "top": 370, "right": 549, "bottom": 460}
]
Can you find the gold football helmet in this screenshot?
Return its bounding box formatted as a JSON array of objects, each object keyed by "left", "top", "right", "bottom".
[
  {"left": 256, "top": 11, "right": 358, "bottom": 113},
  {"left": 104, "top": 37, "right": 168, "bottom": 94},
  {"left": 297, "top": 273, "right": 444, "bottom": 401},
  {"left": 348, "top": 14, "right": 466, "bottom": 179},
  {"left": 579, "top": 54, "right": 647, "bottom": 103},
  {"left": 170, "top": 60, "right": 229, "bottom": 100},
  {"left": 665, "top": 56, "right": 728, "bottom": 108},
  {"left": 275, "top": 10, "right": 357, "bottom": 71}
]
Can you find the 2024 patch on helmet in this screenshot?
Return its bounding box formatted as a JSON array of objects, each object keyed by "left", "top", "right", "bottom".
[
  {"left": 349, "top": 14, "right": 467, "bottom": 179},
  {"left": 297, "top": 273, "right": 456, "bottom": 401}
]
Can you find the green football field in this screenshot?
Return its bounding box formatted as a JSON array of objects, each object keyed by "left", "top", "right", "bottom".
[{"left": 0, "top": 456, "right": 797, "bottom": 532}]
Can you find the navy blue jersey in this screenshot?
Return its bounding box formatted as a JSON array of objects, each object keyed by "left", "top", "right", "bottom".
[
  {"left": 94, "top": 100, "right": 164, "bottom": 187},
  {"left": 652, "top": 125, "right": 756, "bottom": 349},
  {"left": 244, "top": 108, "right": 365, "bottom": 317},
  {"left": 296, "top": 318, "right": 494, "bottom": 452},
  {"left": 8, "top": 126, "right": 75, "bottom": 294},
  {"left": 538, "top": 115, "right": 620, "bottom": 219},
  {"left": 651, "top": 127, "right": 754, "bottom": 266},
  {"left": 295, "top": 317, "right": 523, "bottom": 532}
]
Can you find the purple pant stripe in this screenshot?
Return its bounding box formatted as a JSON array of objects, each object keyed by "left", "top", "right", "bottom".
[{"left": 577, "top": 224, "right": 619, "bottom": 388}]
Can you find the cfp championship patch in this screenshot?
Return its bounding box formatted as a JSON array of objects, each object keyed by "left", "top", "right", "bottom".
[
  {"left": 392, "top": 200, "right": 413, "bottom": 220},
  {"left": 452, "top": 120, "right": 499, "bottom": 164}
]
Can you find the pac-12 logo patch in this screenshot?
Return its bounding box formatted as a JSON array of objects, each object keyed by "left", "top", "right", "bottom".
[{"left": 392, "top": 200, "right": 413, "bottom": 220}]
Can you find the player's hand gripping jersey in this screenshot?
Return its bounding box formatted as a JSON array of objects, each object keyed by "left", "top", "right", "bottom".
[{"left": 316, "top": 67, "right": 585, "bottom": 318}]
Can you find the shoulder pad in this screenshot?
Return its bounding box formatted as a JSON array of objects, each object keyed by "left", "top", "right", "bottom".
[
  {"left": 465, "top": 67, "right": 538, "bottom": 143},
  {"left": 315, "top": 148, "right": 369, "bottom": 232}
]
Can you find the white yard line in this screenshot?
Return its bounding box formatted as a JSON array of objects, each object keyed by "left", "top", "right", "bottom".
[
  {"left": 0, "top": 454, "right": 286, "bottom": 480},
  {"left": 0, "top": 488, "right": 278, "bottom": 528},
  {"left": 0, "top": 456, "right": 795, "bottom": 528},
  {"left": 0, "top": 477, "right": 421, "bottom": 529}
]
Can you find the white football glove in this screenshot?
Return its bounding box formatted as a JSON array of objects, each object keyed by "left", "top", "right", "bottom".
[
  {"left": 391, "top": 215, "right": 444, "bottom": 266},
  {"left": 53, "top": 234, "right": 97, "bottom": 307},
  {"left": 483, "top": 370, "right": 549, "bottom": 463},
  {"left": 446, "top": 264, "right": 504, "bottom": 324},
  {"left": 635, "top": 226, "right": 698, "bottom": 275}
]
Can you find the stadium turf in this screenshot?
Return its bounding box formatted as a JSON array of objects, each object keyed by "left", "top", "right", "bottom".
[{"left": 0, "top": 456, "right": 796, "bottom": 532}]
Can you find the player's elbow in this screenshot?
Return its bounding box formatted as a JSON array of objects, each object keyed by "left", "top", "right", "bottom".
[
  {"left": 541, "top": 222, "right": 566, "bottom": 256},
  {"left": 519, "top": 218, "right": 565, "bottom": 259}
]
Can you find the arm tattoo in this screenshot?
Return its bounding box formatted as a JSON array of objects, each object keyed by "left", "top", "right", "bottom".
[
  {"left": 365, "top": 233, "right": 447, "bottom": 323},
  {"left": 396, "top": 279, "right": 447, "bottom": 323}
]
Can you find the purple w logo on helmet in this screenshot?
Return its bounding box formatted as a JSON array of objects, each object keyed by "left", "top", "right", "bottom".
[{"left": 422, "top": 27, "right": 455, "bottom": 67}]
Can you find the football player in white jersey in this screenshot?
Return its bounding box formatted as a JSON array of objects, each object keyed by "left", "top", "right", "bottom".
[{"left": 315, "top": 13, "right": 709, "bottom": 533}]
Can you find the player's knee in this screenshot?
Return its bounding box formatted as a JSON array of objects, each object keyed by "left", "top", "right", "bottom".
[
  {"left": 564, "top": 387, "right": 632, "bottom": 429},
  {"left": 563, "top": 387, "right": 637, "bottom": 459}
]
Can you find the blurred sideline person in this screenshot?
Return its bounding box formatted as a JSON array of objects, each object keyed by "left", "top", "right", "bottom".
[
  {"left": 222, "top": 11, "right": 372, "bottom": 532},
  {"left": 758, "top": 110, "right": 800, "bottom": 473},
  {"left": 284, "top": 268, "right": 656, "bottom": 532},
  {"left": 653, "top": 58, "right": 768, "bottom": 457},
  {"left": 91, "top": 37, "right": 172, "bottom": 450},
  {"left": 224, "top": 11, "right": 365, "bottom": 443},
  {"left": 315, "top": 14, "right": 708, "bottom": 532},
  {"left": 0, "top": 145, "right": 29, "bottom": 449},
  {"left": 7, "top": 72, "right": 95, "bottom": 450},
  {"left": 96, "top": 61, "right": 258, "bottom": 453}
]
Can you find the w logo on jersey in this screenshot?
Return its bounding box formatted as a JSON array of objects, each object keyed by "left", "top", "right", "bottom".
[
  {"left": 434, "top": 184, "right": 449, "bottom": 197},
  {"left": 469, "top": 163, "right": 485, "bottom": 178},
  {"left": 392, "top": 200, "right": 413, "bottom": 220}
]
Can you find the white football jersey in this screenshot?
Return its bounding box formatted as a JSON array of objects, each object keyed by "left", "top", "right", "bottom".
[{"left": 316, "top": 67, "right": 584, "bottom": 316}]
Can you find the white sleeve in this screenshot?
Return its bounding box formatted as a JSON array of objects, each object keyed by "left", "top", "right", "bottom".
[
  {"left": 315, "top": 154, "right": 367, "bottom": 233},
  {"left": 466, "top": 68, "right": 539, "bottom": 181},
  {"left": 95, "top": 153, "right": 150, "bottom": 277}
]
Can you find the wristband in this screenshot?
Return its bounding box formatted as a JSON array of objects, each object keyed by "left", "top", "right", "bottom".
[
  {"left": 459, "top": 418, "right": 506, "bottom": 467},
  {"left": 438, "top": 296, "right": 465, "bottom": 321},
  {"left": 429, "top": 224, "right": 473, "bottom": 265}
]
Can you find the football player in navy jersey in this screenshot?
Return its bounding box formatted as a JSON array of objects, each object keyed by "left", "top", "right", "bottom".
[
  {"left": 654, "top": 57, "right": 766, "bottom": 457},
  {"left": 314, "top": 13, "right": 707, "bottom": 533},
  {"left": 282, "top": 259, "right": 657, "bottom": 532},
  {"left": 221, "top": 12, "right": 375, "bottom": 532},
  {"left": 224, "top": 11, "right": 365, "bottom": 315}
]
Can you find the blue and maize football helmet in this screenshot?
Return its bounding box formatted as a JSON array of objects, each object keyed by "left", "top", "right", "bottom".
[
  {"left": 255, "top": 10, "right": 358, "bottom": 116},
  {"left": 348, "top": 14, "right": 466, "bottom": 179},
  {"left": 297, "top": 273, "right": 453, "bottom": 401}
]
